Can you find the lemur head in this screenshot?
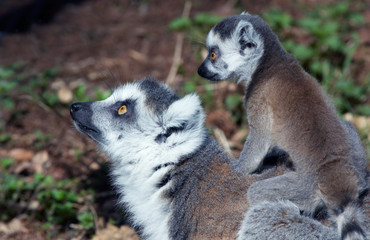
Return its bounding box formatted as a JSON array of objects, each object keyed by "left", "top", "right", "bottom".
[
  {"left": 70, "top": 77, "right": 206, "bottom": 164},
  {"left": 198, "top": 12, "right": 284, "bottom": 85}
]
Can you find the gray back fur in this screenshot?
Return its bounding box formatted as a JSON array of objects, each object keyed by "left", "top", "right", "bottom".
[{"left": 238, "top": 201, "right": 339, "bottom": 240}]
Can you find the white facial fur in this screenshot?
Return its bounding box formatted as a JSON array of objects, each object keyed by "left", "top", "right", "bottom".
[
  {"left": 85, "top": 82, "right": 206, "bottom": 240},
  {"left": 203, "top": 20, "right": 264, "bottom": 85}
]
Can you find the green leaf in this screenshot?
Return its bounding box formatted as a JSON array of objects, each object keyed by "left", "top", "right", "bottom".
[
  {"left": 335, "top": 80, "right": 363, "bottom": 99},
  {"left": 78, "top": 210, "right": 95, "bottom": 230},
  {"left": 184, "top": 81, "right": 197, "bottom": 94},
  {"left": 349, "top": 13, "right": 365, "bottom": 25},
  {"left": 42, "top": 91, "right": 59, "bottom": 106},
  {"left": 51, "top": 190, "right": 65, "bottom": 201},
  {"left": 1, "top": 98, "right": 15, "bottom": 109},
  {"left": 168, "top": 17, "right": 191, "bottom": 31},
  {"left": 355, "top": 105, "right": 370, "bottom": 116},
  {"left": 309, "top": 61, "right": 323, "bottom": 75},
  {"left": 225, "top": 94, "right": 242, "bottom": 111},
  {"left": 291, "top": 44, "right": 315, "bottom": 60},
  {"left": 65, "top": 192, "right": 78, "bottom": 202},
  {"left": 33, "top": 173, "right": 46, "bottom": 183},
  {"left": 194, "top": 13, "right": 223, "bottom": 26},
  {"left": 74, "top": 84, "right": 90, "bottom": 102},
  {"left": 298, "top": 18, "right": 321, "bottom": 34},
  {"left": 282, "top": 40, "right": 298, "bottom": 53},
  {"left": 329, "top": 1, "right": 349, "bottom": 16},
  {"left": 95, "top": 89, "right": 111, "bottom": 101},
  {"left": 324, "top": 35, "right": 343, "bottom": 51},
  {"left": 0, "top": 69, "right": 15, "bottom": 79},
  {"left": 41, "top": 67, "right": 60, "bottom": 79},
  {"left": 0, "top": 157, "right": 14, "bottom": 169},
  {"left": 41, "top": 223, "right": 52, "bottom": 230},
  {"left": 263, "top": 9, "right": 292, "bottom": 29},
  {"left": 0, "top": 133, "right": 11, "bottom": 143},
  {"left": 321, "top": 22, "right": 339, "bottom": 35},
  {"left": 43, "top": 176, "right": 53, "bottom": 185},
  {"left": 0, "top": 81, "right": 17, "bottom": 92}
]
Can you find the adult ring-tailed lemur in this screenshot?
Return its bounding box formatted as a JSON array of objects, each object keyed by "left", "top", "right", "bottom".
[{"left": 70, "top": 77, "right": 342, "bottom": 240}]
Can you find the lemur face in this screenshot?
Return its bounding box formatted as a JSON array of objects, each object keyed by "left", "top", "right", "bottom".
[
  {"left": 198, "top": 15, "right": 264, "bottom": 84},
  {"left": 70, "top": 83, "right": 144, "bottom": 147},
  {"left": 70, "top": 78, "right": 205, "bottom": 162}
]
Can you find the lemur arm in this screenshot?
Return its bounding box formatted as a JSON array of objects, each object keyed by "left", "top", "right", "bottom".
[{"left": 235, "top": 130, "right": 272, "bottom": 174}]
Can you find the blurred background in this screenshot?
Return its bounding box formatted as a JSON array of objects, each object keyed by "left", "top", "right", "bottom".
[{"left": 0, "top": 0, "right": 369, "bottom": 239}]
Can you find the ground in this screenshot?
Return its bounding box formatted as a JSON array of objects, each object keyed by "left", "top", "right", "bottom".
[{"left": 0, "top": 0, "right": 369, "bottom": 239}]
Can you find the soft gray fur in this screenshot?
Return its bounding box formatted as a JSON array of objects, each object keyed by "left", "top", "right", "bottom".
[
  {"left": 70, "top": 78, "right": 344, "bottom": 239},
  {"left": 238, "top": 200, "right": 339, "bottom": 240},
  {"left": 247, "top": 120, "right": 368, "bottom": 215}
]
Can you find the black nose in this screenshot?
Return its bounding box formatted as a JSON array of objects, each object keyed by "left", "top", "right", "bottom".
[
  {"left": 70, "top": 103, "right": 82, "bottom": 114},
  {"left": 197, "top": 64, "right": 206, "bottom": 78}
]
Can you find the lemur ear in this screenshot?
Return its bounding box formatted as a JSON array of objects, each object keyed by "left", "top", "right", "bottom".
[
  {"left": 162, "top": 94, "right": 205, "bottom": 129},
  {"left": 240, "top": 11, "right": 251, "bottom": 16},
  {"left": 237, "top": 21, "right": 257, "bottom": 50}
]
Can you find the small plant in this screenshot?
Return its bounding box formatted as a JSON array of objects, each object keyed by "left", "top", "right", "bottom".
[
  {"left": 77, "top": 210, "right": 95, "bottom": 230},
  {"left": 73, "top": 83, "right": 112, "bottom": 102},
  {"left": 169, "top": 12, "right": 223, "bottom": 34},
  {"left": 181, "top": 75, "right": 216, "bottom": 111},
  {"left": 74, "top": 84, "right": 91, "bottom": 102},
  {"left": 0, "top": 62, "right": 23, "bottom": 110},
  {"left": 0, "top": 133, "right": 11, "bottom": 144},
  {"left": 169, "top": 12, "right": 223, "bottom": 61},
  {"left": 34, "top": 129, "right": 53, "bottom": 149},
  {"left": 95, "top": 88, "right": 112, "bottom": 101},
  {"left": 225, "top": 94, "right": 245, "bottom": 124},
  {"left": 0, "top": 158, "right": 95, "bottom": 232},
  {"left": 0, "top": 63, "right": 62, "bottom": 111}
]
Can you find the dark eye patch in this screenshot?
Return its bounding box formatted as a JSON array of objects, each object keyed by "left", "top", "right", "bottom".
[
  {"left": 111, "top": 100, "right": 134, "bottom": 114},
  {"left": 110, "top": 99, "right": 137, "bottom": 123},
  {"left": 208, "top": 46, "right": 220, "bottom": 62}
]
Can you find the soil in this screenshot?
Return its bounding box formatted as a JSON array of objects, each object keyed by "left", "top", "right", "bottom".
[{"left": 0, "top": 0, "right": 369, "bottom": 239}]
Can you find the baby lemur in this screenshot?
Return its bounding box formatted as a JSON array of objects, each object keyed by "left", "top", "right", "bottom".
[
  {"left": 70, "top": 78, "right": 340, "bottom": 240},
  {"left": 198, "top": 13, "right": 368, "bottom": 240}
]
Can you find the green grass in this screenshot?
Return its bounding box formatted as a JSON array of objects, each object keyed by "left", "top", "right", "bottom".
[
  {"left": 0, "top": 62, "right": 111, "bottom": 112},
  {"left": 0, "top": 158, "right": 95, "bottom": 236}
]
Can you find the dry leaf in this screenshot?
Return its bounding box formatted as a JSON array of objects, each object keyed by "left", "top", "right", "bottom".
[
  {"left": 129, "top": 50, "right": 146, "bottom": 62},
  {"left": 0, "top": 218, "right": 28, "bottom": 235},
  {"left": 343, "top": 113, "right": 370, "bottom": 129},
  {"left": 88, "top": 71, "right": 105, "bottom": 81},
  {"left": 9, "top": 148, "right": 34, "bottom": 162},
  {"left": 50, "top": 79, "right": 67, "bottom": 90},
  {"left": 14, "top": 161, "right": 31, "bottom": 174},
  {"left": 231, "top": 129, "right": 249, "bottom": 143},
  {"left": 32, "top": 151, "right": 49, "bottom": 173},
  {"left": 92, "top": 224, "right": 140, "bottom": 240},
  {"left": 58, "top": 87, "right": 73, "bottom": 103},
  {"left": 89, "top": 162, "right": 100, "bottom": 170}
]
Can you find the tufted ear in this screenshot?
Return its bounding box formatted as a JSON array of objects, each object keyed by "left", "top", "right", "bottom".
[
  {"left": 237, "top": 21, "right": 257, "bottom": 50},
  {"left": 240, "top": 11, "right": 250, "bottom": 16},
  {"left": 162, "top": 94, "right": 205, "bottom": 130}
]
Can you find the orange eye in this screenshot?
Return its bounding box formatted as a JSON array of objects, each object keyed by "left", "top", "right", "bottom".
[
  {"left": 211, "top": 52, "right": 216, "bottom": 61},
  {"left": 118, "top": 105, "right": 127, "bottom": 115}
]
